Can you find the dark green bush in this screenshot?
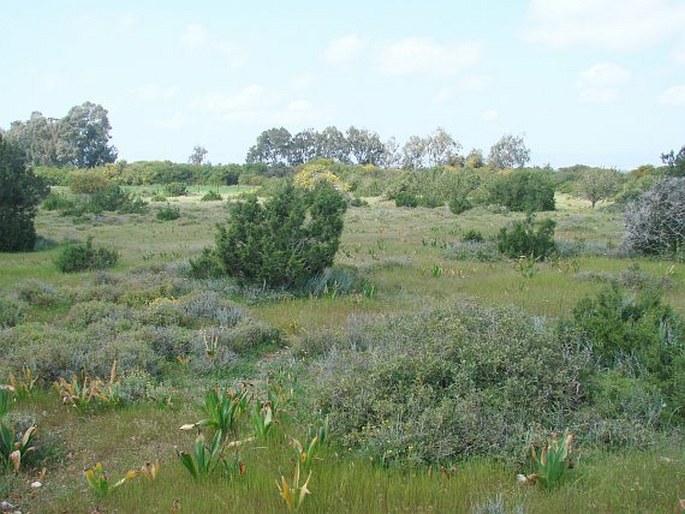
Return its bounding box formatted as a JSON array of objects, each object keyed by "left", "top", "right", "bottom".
[
  {"left": 156, "top": 204, "right": 181, "bottom": 221},
  {"left": 448, "top": 194, "right": 472, "bottom": 215},
  {"left": 201, "top": 190, "right": 223, "bottom": 201},
  {"left": 394, "top": 190, "right": 418, "bottom": 208},
  {"left": 55, "top": 237, "right": 119, "bottom": 273},
  {"left": 0, "top": 136, "right": 49, "bottom": 251},
  {"left": 209, "top": 181, "right": 347, "bottom": 289},
  {"left": 497, "top": 213, "right": 556, "bottom": 260},
  {"left": 164, "top": 182, "right": 187, "bottom": 197}
]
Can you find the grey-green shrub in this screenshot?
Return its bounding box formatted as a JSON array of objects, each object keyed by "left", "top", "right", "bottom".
[
  {"left": 310, "top": 302, "right": 587, "bottom": 465},
  {"left": 0, "top": 296, "right": 26, "bottom": 328}
]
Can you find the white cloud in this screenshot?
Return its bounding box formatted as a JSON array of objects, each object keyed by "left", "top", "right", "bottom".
[
  {"left": 324, "top": 34, "right": 365, "bottom": 66},
  {"left": 481, "top": 109, "right": 499, "bottom": 122},
  {"left": 190, "top": 85, "right": 329, "bottom": 125},
  {"left": 525, "top": 0, "right": 685, "bottom": 50},
  {"left": 134, "top": 83, "right": 179, "bottom": 102},
  {"left": 660, "top": 85, "right": 685, "bottom": 105},
  {"left": 577, "top": 63, "right": 631, "bottom": 104},
  {"left": 180, "top": 23, "right": 209, "bottom": 50},
  {"left": 377, "top": 37, "right": 482, "bottom": 77},
  {"left": 432, "top": 87, "right": 453, "bottom": 104}
]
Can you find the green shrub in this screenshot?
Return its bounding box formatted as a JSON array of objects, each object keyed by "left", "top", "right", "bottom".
[
  {"left": 55, "top": 237, "right": 119, "bottom": 273},
  {"left": 394, "top": 190, "right": 418, "bottom": 208},
  {"left": 448, "top": 194, "right": 472, "bottom": 215},
  {"left": 151, "top": 193, "right": 167, "bottom": 202},
  {"left": 210, "top": 181, "right": 347, "bottom": 289},
  {"left": 201, "top": 190, "right": 223, "bottom": 201},
  {"left": 488, "top": 169, "right": 555, "bottom": 212},
  {"left": 164, "top": 182, "right": 187, "bottom": 197},
  {"left": 563, "top": 282, "right": 684, "bottom": 417},
  {"left": 497, "top": 213, "right": 556, "bottom": 260},
  {"left": 156, "top": 204, "right": 180, "bottom": 221}
]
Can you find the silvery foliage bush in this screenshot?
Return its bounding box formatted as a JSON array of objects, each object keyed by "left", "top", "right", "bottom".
[
  {"left": 310, "top": 302, "right": 589, "bottom": 465},
  {"left": 623, "top": 177, "right": 685, "bottom": 256}
]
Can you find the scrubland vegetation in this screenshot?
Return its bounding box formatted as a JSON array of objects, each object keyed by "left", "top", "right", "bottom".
[{"left": 0, "top": 127, "right": 684, "bottom": 512}]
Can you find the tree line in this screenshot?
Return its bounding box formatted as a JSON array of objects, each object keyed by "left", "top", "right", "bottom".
[{"left": 246, "top": 126, "right": 531, "bottom": 170}]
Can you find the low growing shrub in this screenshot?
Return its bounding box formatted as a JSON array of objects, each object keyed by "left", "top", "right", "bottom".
[
  {"left": 156, "top": 204, "right": 181, "bottom": 221},
  {"left": 201, "top": 190, "right": 223, "bottom": 201},
  {"left": 55, "top": 237, "right": 119, "bottom": 273}
]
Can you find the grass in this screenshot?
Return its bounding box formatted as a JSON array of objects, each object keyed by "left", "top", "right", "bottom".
[{"left": 0, "top": 189, "right": 683, "bottom": 513}]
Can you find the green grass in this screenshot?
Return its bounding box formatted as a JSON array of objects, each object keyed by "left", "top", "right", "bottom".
[{"left": 1, "top": 188, "right": 683, "bottom": 513}]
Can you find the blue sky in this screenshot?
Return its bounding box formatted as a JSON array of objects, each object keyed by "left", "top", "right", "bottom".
[{"left": 1, "top": 0, "right": 684, "bottom": 169}]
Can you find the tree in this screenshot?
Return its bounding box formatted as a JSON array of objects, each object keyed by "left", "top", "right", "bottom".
[
  {"left": 317, "top": 126, "right": 350, "bottom": 163},
  {"left": 426, "top": 127, "right": 460, "bottom": 167},
  {"left": 401, "top": 135, "right": 428, "bottom": 169},
  {"left": 575, "top": 167, "right": 622, "bottom": 208},
  {"left": 211, "top": 181, "right": 347, "bottom": 289},
  {"left": 4, "top": 112, "right": 60, "bottom": 166},
  {"left": 188, "top": 145, "right": 208, "bottom": 165},
  {"left": 290, "top": 129, "right": 319, "bottom": 165},
  {"left": 623, "top": 178, "right": 685, "bottom": 256},
  {"left": 245, "top": 127, "right": 293, "bottom": 165},
  {"left": 0, "top": 135, "right": 49, "bottom": 251},
  {"left": 487, "top": 134, "right": 531, "bottom": 170},
  {"left": 661, "top": 145, "right": 685, "bottom": 177},
  {"left": 346, "top": 127, "right": 385, "bottom": 166},
  {"left": 57, "top": 102, "right": 117, "bottom": 167}
]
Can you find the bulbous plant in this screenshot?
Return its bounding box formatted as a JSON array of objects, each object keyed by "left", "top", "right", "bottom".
[
  {"left": 277, "top": 462, "right": 312, "bottom": 512},
  {"left": 524, "top": 431, "right": 574, "bottom": 489},
  {"left": 0, "top": 385, "right": 37, "bottom": 474}
]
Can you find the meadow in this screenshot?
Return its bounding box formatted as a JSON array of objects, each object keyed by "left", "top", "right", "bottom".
[{"left": 0, "top": 186, "right": 683, "bottom": 513}]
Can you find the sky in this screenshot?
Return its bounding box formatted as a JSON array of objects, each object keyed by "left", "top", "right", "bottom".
[{"left": 1, "top": 0, "right": 684, "bottom": 170}]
